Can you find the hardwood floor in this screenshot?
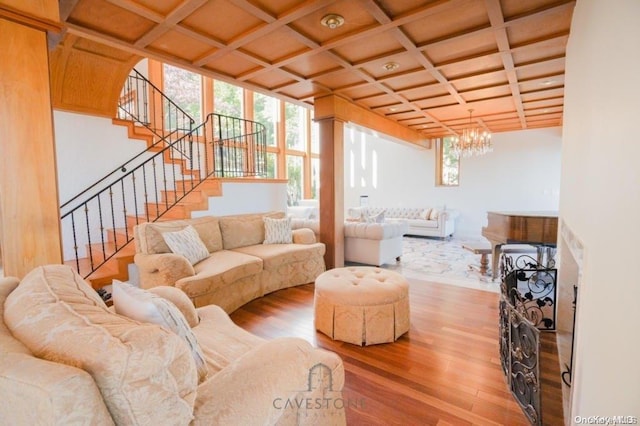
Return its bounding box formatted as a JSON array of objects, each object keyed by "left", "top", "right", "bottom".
[{"left": 230, "top": 279, "right": 563, "bottom": 425}]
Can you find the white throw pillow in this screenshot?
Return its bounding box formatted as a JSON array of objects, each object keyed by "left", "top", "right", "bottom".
[
  {"left": 112, "top": 280, "right": 208, "bottom": 383},
  {"left": 366, "top": 211, "right": 385, "bottom": 223},
  {"left": 263, "top": 216, "right": 293, "bottom": 244},
  {"left": 429, "top": 209, "right": 440, "bottom": 220},
  {"left": 421, "top": 208, "right": 432, "bottom": 220},
  {"left": 161, "top": 225, "right": 209, "bottom": 265}
]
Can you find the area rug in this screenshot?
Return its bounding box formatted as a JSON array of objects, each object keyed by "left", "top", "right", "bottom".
[{"left": 381, "top": 236, "right": 501, "bottom": 293}]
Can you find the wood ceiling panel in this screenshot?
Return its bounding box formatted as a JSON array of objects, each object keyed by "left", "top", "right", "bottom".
[
  {"left": 422, "top": 29, "right": 497, "bottom": 64},
  {"left": 523, "top": 98, "right": 564, "bottom": 111},
  {"left": 516, "top": 58, "right": 565, "bottom": 80},
  {"left": 203, "top": 53, "right": 261, "bottom": 78},
  {"left": 401, "top": 0, "right": 490, "bottom": 45},
  {"left": 511, "top": 36, "right": 568, "bottom": 66},
  {"left": 129, "top": 0, "right": 184, "bottom": 16},
  {"left": 288, "top": 0, "right": 379, "bottom": 44},
  {"left": 383, "top": 69, "right": 438, "bottom": 91},
  {"left": 520, "top": 87, "right": 564, "bottom": 102},
  {"left": 357, "top": 93, "right": 400, "bottom": 110},
  {"left": 500, "top": 0, "right": 570, "bottom": 20},
  {"left": 451, "top": 70, "right": 509, "bottom": 91},
  {"left": 386, "top": 111, "right": 423, "bottom": 121},
  {"left": 358, "top": 52, "right": 423, "bottom": 80},
  {"left": 146, "top": 29, "right": 212, "bottom": 61},
  {"left": 286, "top": 52, "right": 344, "bottom": 78},
  {"left": 338, "top": 86, "right": 386, "bottom": 101},
  {"left": 240, "top": 27, "right": 310, "bottom": 62},
  {"left": 400, "top": 83, "right": 449, "bottom": 102},
  {"left": 179, "top": 0, "right": 264, "bottom": 43},
  {"left": 414, "top": 95, "right": 458, "bottom": 110},
  {"left": 438, "top": 54, "right": 504, "bottom": 80},
  {"left": 332, "top": 31, "right": 404, "bottom": 64},
  {"left": 68, "top": 0, "right": 156, "bottom": 43},
  {"left": 519, "top": 74, "right": 564, "bottom": 92},
  {"left": 245, "top": 71, "right": 298, "bottom": 91},
  {"left": 313, "top": 70, "right": 366, "bottom": 90},
  {"left": 375, "top": 0, "right": 438, "bottom": 18},
  {"left": 277, "top": 81, "right": 325, "bottom": 101},
  {"left": 461, "top": 85, "right": 512, "bottom": 102},
  {"left": 430, "top": 97, "right": 515, "bottom": 121},
  {"left": 505, "top": 5, "right": 573, "bottom": 46},
  {"left": 248, "top": 0, "right": 305, "bottom": 16}
]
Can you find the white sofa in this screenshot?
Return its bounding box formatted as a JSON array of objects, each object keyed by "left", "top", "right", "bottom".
[
  {"left": 344, "top": 220, "right": 408, "bottom": 266},
  {"left": 348, "top": 206, "right": 458, "bottom": 239}
]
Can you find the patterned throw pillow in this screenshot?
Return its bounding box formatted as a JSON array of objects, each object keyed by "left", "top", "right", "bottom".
[
  {"left": 112, "top": 280, "right": 208, "bottom": 383},
  {"left": 263, "top": 216, "right": 292, "bottom": 244},
  {"left": 161, "top": 225, "right": 209, "bottom": 265}
]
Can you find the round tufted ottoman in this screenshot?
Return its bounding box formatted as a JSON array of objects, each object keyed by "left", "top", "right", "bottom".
[{"left": 314, "top": 266, "right": 410, "bottom": 346}]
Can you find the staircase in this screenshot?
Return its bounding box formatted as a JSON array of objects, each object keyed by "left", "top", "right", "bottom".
[{"left": 61, "top": 69, "right": 266, "bottom": 288}]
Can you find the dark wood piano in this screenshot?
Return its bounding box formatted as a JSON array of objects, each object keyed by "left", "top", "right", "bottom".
[{"left": 481, "top": 211, "right": 559, "bottom": 279}]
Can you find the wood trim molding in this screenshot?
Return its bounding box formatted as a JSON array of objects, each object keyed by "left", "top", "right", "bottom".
[
  {"left": 0, "top": 4, "right": 62, "bottom": 33},
  {"left": 314, "top": 94, "right": 431, "bottom": 149}
]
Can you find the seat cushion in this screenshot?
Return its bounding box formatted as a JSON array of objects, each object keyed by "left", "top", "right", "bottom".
[
  {"left": 406, "top": 219, "right": 439, "bottom": 229},
  {"left": 4, "top": 265, "right": 197, "bottom": 425},
  {"left": 218, "top": 211, "right": 284, "bottom": 250},
  {"left": 175, "top": 250, "right": 263, "bottom": 298},
  {"left": 233, "top": 243, "right": 325, "bottom": 271}
]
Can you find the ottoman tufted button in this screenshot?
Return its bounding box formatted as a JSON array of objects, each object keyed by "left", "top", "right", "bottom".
[{"left": 351, "top": 280, "right": 359, "bottom": 286}]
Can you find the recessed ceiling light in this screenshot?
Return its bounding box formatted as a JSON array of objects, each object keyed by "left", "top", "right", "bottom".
[
  {"left": 320, "top": 14, "right": 344, "bottom": 29},
  {"left": 540, "top": 79, "right": 555, "bottom": 86},
  {"left": 382, "top": 62, "right": 399, "bottom": 71},
  {"left": 389, "top": 107, "right": 398, "bottom": 112}
]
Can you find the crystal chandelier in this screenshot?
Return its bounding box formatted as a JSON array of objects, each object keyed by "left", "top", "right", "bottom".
[{"left": 452, "top": 109, "right": 492, "bottom": 157}]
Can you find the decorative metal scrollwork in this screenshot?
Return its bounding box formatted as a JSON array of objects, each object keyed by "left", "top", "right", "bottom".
[
  {"left": 501, "top": 252, "right": 557, "bottom": 331},
  {"left": 500, "top": 296, "right": 542, "bottom": 425}
]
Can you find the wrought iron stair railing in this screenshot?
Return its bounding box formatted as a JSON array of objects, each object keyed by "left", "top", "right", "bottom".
[{"left": 61, "top": 69, "right": 267, "bottom": 280}]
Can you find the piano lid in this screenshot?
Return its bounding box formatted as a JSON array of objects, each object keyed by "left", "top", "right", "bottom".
[{"left": 482, "top": 211, "right": 558, "bottom": 245}]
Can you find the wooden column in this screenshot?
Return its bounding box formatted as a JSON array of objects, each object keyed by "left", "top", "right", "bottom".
[
  {"left": 317, "top": 117, "right": 345, "bottom": 270},
  {"left": 0, "top": 2, "right": 63, "bottom": 277}
]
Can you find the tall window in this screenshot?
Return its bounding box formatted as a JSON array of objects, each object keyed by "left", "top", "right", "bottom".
[
  {"left": 214, "top": 80, "right": 242, "bottom": 118},
  {"left": 285, "top": 102, "right": 306, "bottom": 151},
  {"left": 163, "top": 64, "right": 202, "bottom": 126},
  {"left": 253, "top": 92, "right": 278, "bottom": 147},
  {"left": 286, "top": 155, "right": 303, "bottom": 205},
  {"left": 437, "top": 136, "right": 460, "bottom": 186}
]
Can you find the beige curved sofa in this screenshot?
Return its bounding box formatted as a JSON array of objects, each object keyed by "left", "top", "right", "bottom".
[
  {"left": 134, "top": 211, "right": 326, "bottom": 312},
  {"left": 0, "top": 265, "right": 345, "bottom": 424}
]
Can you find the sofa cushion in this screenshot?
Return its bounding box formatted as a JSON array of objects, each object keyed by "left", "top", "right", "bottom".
[
  {"left": 4, "top": 265, "right": 197, "bottom": 425},
  {"left": 135, "top": 216, "right": 223, "bottom": 254},
  {"left": 218, "top": 211, "right": 284, "bottom": 250},
  {"left": 162, "top": 225, "right": 210, "bottom": 265},
  {"left": 429, "top": 209, "right": 440, "bottom": 220},
  {"left": 263, "top": 216, "right": 293, "bottom": 244},
  {"left": 344, "top": 221, "right": 408, "bottom": 240},
  {"left": 112, "top": 281, "right": 208, "bottom": 383},
  {"left": 232, "top": 243, "right": 325, "bottom": 271},
  {"left": 176, "top": 250, "right": 263, "bottom": 298},
  {"left": 407, "top": 218, "right": 439, "bottom": 229},
  {"left": 147, "top": 285, "right": 200, "bottom": 328}
]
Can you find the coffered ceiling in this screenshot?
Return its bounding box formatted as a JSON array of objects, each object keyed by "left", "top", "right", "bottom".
[{"left": 62, "top": 0, "right": 575, "bottom": 138}]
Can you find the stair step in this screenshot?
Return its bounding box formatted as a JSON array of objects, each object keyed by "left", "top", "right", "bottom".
[{"left": 87, "top": 240, "right": 136, "bottom": 265}]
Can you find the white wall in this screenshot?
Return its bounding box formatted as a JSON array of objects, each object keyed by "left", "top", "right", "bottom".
[
  {"left": 55, "top": 110, "right": 149, "bottom": 204},
  {"left": 561, "top": 0, "right": 640, "bottom": 418},
  {"left": 344, "top": 124, "right": 561, "bottom": 237},
  {"left": 191, "top": 181, "right": 287, "bottom": 217}
]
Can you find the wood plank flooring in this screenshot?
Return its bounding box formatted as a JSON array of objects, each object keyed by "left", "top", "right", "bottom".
[{"left": 230, "top": 278, "right": 563, "bottom": 425}]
